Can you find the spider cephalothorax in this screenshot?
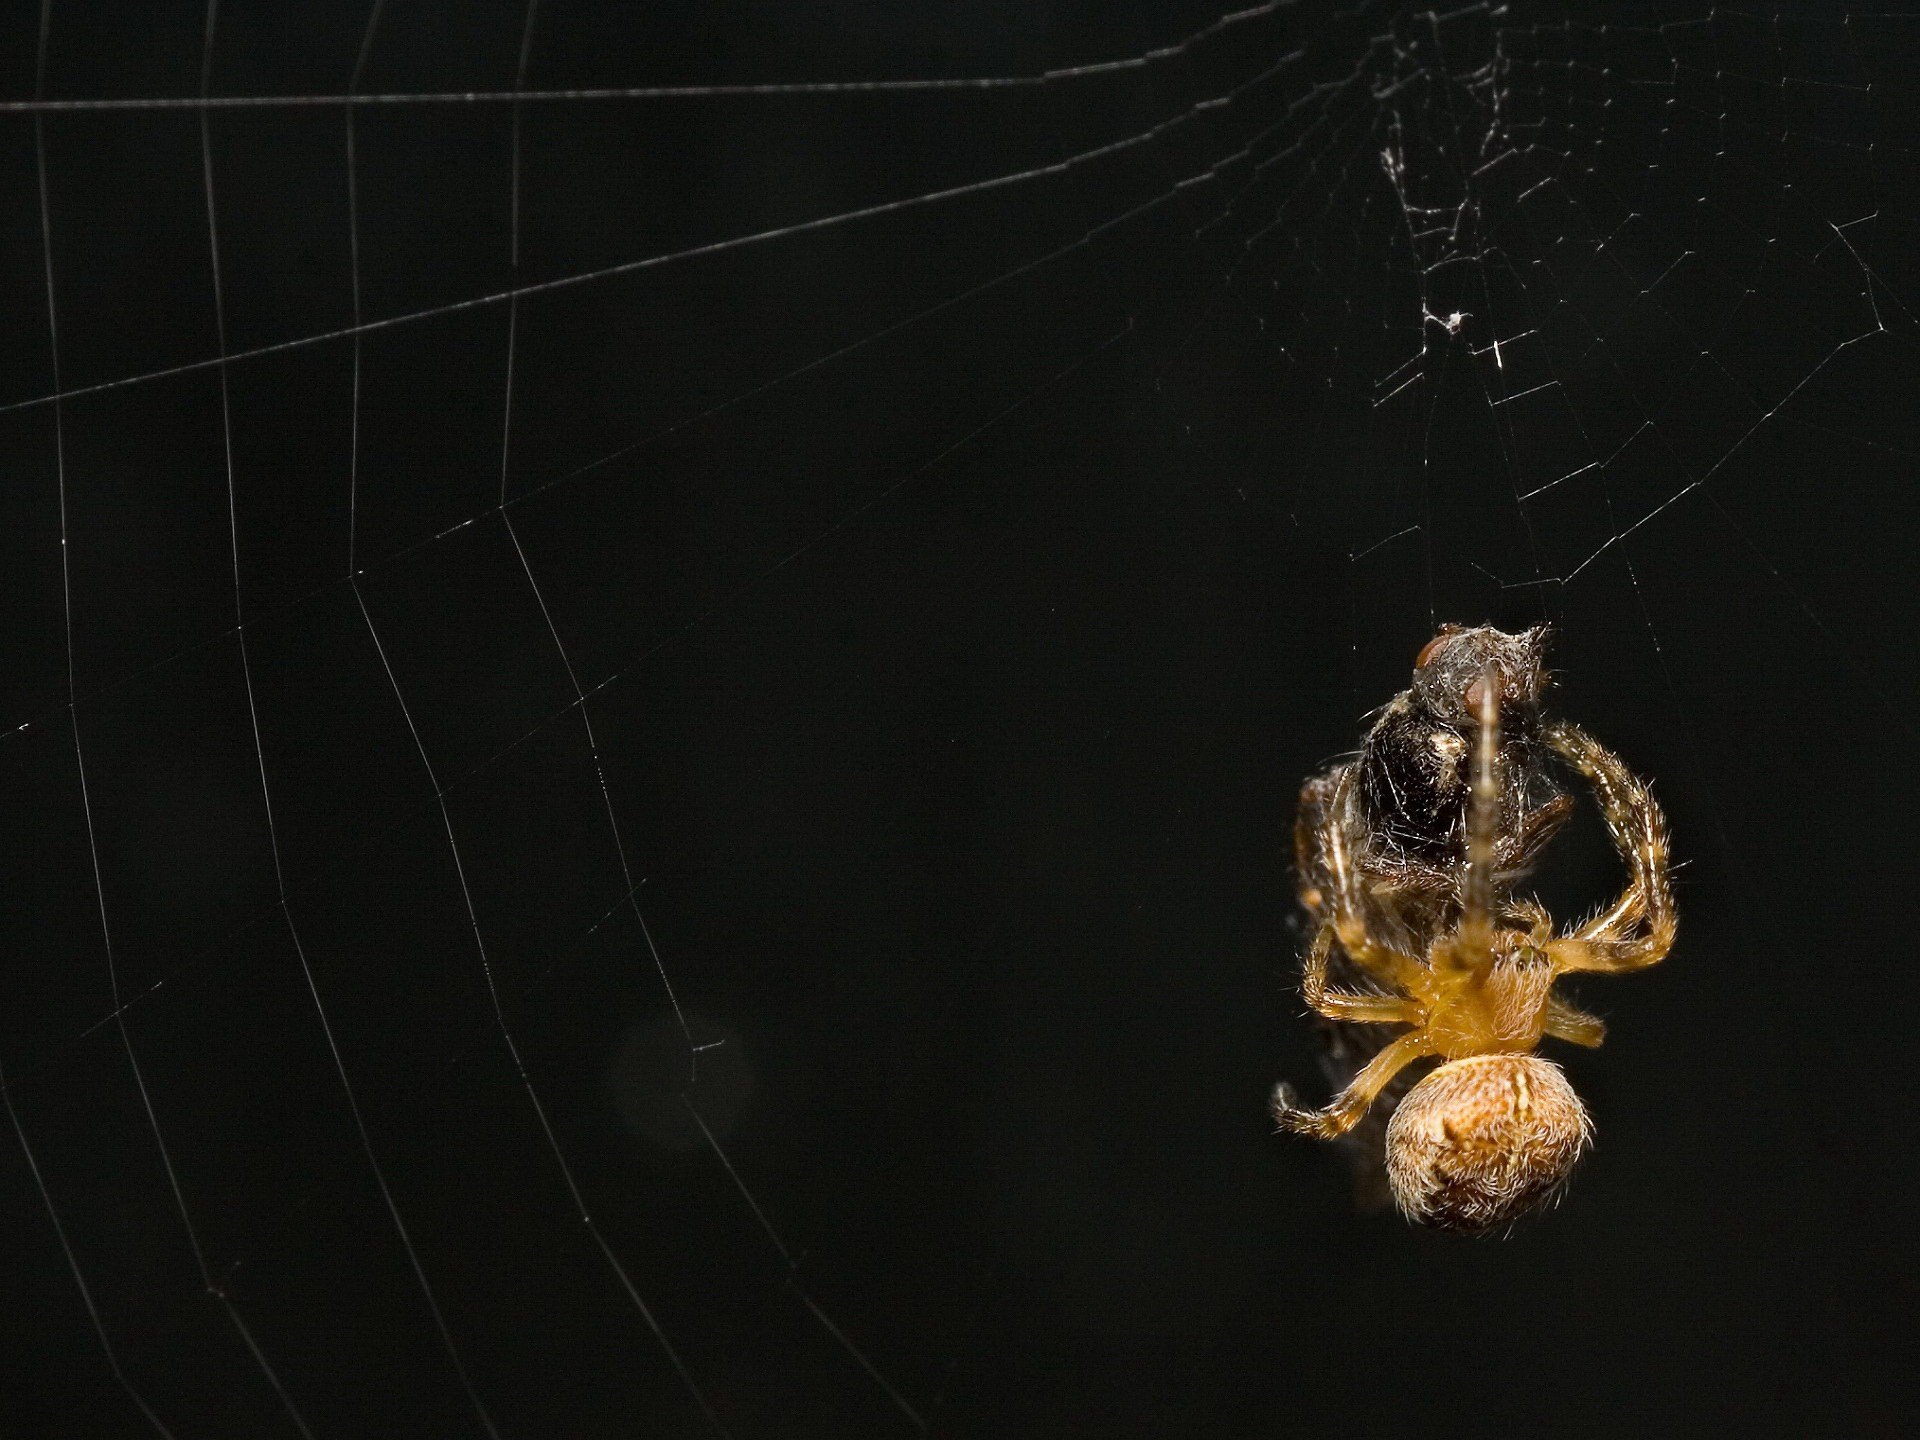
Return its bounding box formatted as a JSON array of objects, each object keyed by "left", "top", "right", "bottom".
[{"left": 1275, "top": 628, "right": 1674, "bottom": 1234}]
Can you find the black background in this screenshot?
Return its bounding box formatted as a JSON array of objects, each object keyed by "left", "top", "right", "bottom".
[{"left": 1, "top": 2, "right": 1916, "bottom": 1436}]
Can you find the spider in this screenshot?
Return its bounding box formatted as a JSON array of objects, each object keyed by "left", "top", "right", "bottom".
[
  {"left": 1288, "top": 625, "right": 1579, "bottom": 1212},
  {"left": 1273, "top": 627, "right": 1675, "bottom": 1233}
]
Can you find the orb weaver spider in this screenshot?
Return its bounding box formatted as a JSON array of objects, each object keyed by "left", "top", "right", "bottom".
[{"left": 1272, "top": 627, "right": 1675, "bottom": 1233}]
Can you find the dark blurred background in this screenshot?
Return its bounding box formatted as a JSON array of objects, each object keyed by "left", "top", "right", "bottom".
[{"left": 1, "top": 2, "right": 1915, "bottom": 1435}]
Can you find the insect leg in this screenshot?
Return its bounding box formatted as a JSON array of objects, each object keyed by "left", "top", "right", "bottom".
[{"left": 1500, "top": 793, "right": 1576, "bottom": 876}]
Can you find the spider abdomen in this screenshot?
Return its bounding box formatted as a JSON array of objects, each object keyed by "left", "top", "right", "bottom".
[{"left": 1384, "top": 1054, "right": 1591, "bottom": 1235}]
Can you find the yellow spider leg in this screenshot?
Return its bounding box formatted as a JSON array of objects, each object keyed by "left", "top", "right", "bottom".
[
  {"left": 1272, "top": 1030, "right": 1436, "bottom": 1140},
  {"left": 1501, "top": 897, "right": 1553, "bottom": 945},
  {"left": 1544, "top": 993, "right": 1606, "bottom": 1047},
  {"left": 1301, "top": 925, "right": 1422, "bottom": 1026},
  {"left": 1433, "top": 665, "right": 1504, "bottom": 986},
  {"left": 1321, "top": 774, "right": 1426, "bottom": 989},
  {"left": 1544, "top": 721, "right": 1676, "bottom": 974},
  {"left": 1459, "top": 665, "right": 1501, "bottom": 951}
]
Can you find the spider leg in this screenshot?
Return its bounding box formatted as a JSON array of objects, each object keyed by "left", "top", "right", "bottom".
[
  {"left": 1500, "top": 897, "right": 1553, "bottom": 945},
  {"left": 1579, "top": 895, "right": 1646, "bottom": 945},
  {"left": 1293, "top": 770, "right": 1341, "bottom": 917},
  {"left": 1301, "top": 925, "right": 1422, "bottom": 1025},
  {"left": 1320, "top": 793, "right": 1426, "bottom": 989},
  {"left": 1272, "top": 1030, "right": 1436, "bottom": 1140},
  {"left": 1544, "top": 993, "right": 1607, "bottom": 1047},
  {"left": 1543, "top": 721, "right": 1675, "bottom": 974},
  {"left": 1444, "top": 665, "right": 1503, "bottom": 972}
]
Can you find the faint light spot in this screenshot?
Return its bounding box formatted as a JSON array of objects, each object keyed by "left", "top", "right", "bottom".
[{"left": 606, "top": 1012, "right": 753, "bottom": 1152}]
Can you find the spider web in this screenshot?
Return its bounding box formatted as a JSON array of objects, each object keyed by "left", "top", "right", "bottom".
[{"left": 1, "top": 1, "right": 1914, "bottom": 1435}]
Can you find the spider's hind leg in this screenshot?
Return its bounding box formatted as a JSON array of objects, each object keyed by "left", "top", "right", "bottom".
[
  {"left": 1544, "top": 993, "right": 1607, "bottom": 1047},
  {"left": 1273, "top": 1030, "right": 1436, "bottom": 1140}
]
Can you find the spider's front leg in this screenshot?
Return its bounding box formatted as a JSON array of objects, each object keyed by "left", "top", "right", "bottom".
[
  {"left": 1293, "top": 770, "right": 1342, "bottom": 916},
  {"left": 1300, "top": 925, "right": 1422, "bottom": 1026},
  {"left": 1319, "top": 775, "right": 1428, "bottom": 992},
  {"left": 1443, "top": 664, "right": 1505, "bottom": 969},
  {"left": 1544, "top": 721, "right": 1675, "bottom": 975},
  {"left": 1273, "top": 1031, "right": 1436, "bottom": 1139}
]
